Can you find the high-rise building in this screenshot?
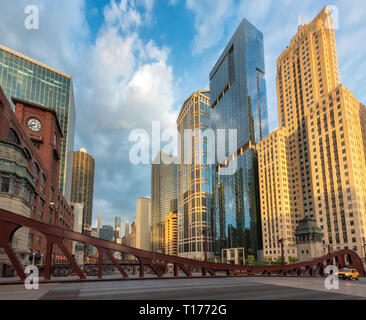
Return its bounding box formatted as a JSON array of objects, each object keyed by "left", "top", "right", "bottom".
[
  {"left": 97, "top": 213, "right": 102, "bottom": 236},
  {"left": 276, "top": 7, "right": 340, "bottom": 223},
  {"left": 71, "top": 203, "right": 84, "bottom": 265},
  {"left": 99, "top": 225, "right": 114, "bottom": 242},
  {"left": 115, "top": 216, "right": 121, "bottom": 239},
  {"left": 151, "top": 151, "right": 178, "bottom": 253},
  {"left": 176, "top": 90, "right": 213, "bottom": 260},
  {"left": 165, "top": 211, "right": 178, "bottom": 256},
  {"left": 259, "top": 6, "right": 366, "bottom": 259},
  {"left": 135, "top": 197, "right": 151, "bottom": 251},
  {"left": 71, "top": 148, "right": 95, "bottom": 234},
  {"left": 125, "top": 219, "right": 130, "bottom": 237},
  {"left": 305, "top": 85, "right": 366, "bottom": 255},
  {"left": 0, "top": 45, "right": 76, "bottom": 201},
  {"left": 209, "top": 18, "right": 269, "bottom": 260},
  {"left": 257, "top": 128, "right": 298, "bottom": 262}
]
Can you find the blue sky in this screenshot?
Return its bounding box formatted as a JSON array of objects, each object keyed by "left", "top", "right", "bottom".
[{"left": 0, "top": 0, "right": 365, "bottom": 232}]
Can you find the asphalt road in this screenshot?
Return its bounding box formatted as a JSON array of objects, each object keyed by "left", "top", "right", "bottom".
[{"left": 0, "top": 277, "right": 365, "bottom": 300}]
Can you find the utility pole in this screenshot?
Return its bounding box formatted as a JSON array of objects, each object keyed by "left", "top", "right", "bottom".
[{"left": 202, "top": 228, "right": 208, "bottom": 262}]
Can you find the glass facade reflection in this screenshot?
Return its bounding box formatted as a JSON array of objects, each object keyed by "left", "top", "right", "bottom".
[
  {"left": 0, "top": 45, "right": 75, "bottom": 201},
  {"left": 209, "top": 19, "right": 269, "bottom": 260},
  {"left": 176, "top": 90, "right": 213, "bottom": 260}
]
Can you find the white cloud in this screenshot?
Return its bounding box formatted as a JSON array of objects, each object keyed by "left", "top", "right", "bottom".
[{"left": 186, "top": 0, "right": 235, "bottom": 55}]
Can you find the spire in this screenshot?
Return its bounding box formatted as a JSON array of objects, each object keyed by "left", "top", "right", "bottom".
[{"left": 298, "top": 16, "right": 302, "bottom": 27}]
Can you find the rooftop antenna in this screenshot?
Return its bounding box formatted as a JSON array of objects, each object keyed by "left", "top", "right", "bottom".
[{"left": 298, "top": 16, "right": 302, "bottom": 27}]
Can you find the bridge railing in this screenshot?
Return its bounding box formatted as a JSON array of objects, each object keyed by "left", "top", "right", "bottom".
[{"left": 0, "top": 208, "right": 365, "bottom": 283}]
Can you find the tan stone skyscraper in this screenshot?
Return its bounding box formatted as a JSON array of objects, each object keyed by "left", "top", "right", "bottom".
[
  {"left": 258, "top": 128, "right": 298, "bottom": 262},
  {"left": 71, "top": 148, "right": 95, "bottom": 234},
  {"left": 276, "top": 6, "right": 340, "bottom": 221},
  {"left": 258, "top": 6, "right": 366, "bottom": 260}
]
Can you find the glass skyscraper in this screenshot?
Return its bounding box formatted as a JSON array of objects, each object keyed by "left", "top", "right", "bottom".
[
  {"left": 0, "top": 45, "right": 75, "bottom": 201},
  {"left": 177, "top": 90, "right": 213, "bottom": 260},
  {"left": 209, "top": 18, "right": 269, "bottom": 260},
  {"left": 151, "top": 151, "right": 178, "bottom": 253}
]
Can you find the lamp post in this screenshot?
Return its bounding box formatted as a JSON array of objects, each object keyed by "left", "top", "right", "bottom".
[{"left": 363, "top": 237, "right": 366, "bottom": 261}]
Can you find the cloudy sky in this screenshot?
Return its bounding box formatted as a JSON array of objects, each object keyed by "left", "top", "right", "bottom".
[{"left": 0, "top": 0, "right": 365, "bottom": 231}]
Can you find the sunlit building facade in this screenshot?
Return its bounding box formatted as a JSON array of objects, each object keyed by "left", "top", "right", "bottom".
[
  {"left": 151, "top": 151, "right": 177, "bottom": 253},
  {"left": 71, "top": 148, "right": 95, "bottom": 234},
  {"left": 258, "top": 128, "right": 298, "bottom": 262},
  {"left": 0, "top": 45, "right": 76, "bottom": 201},
  {"left": 209, "top": 18, "right": 269, "bottom": 260},
  {"left": 265, "top": 6, "right": 366, "bottom": 259},
  {"left": 177, "top": 90, "right": 213, "bottom": 260}
]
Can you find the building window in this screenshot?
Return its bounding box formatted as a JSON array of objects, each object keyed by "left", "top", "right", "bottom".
[
  {"left": 9, "top": 128, "right": 20, "bottom": 145},
  {"left": 0, "top": 176, "right": 10, "bottom": 193},
  {"left": 33, "top": 162, "right": 40, "bottom": 175}
]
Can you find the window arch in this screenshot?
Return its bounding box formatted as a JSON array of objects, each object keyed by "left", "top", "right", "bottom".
[
  {"left": 9, "top": 128, "right": 20, "bottom": 145},
  {"left": 33, "top": 162, "right": 40, "bottom": 175}
]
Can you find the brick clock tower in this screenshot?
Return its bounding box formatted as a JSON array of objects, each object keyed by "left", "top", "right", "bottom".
[{"left": 12, "top": 97, "right": 63, "bottom": 186}]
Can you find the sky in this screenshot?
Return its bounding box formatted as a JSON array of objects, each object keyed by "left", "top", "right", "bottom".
[{"left": 0, "top": 0, "right": 365, "bottom": 232}]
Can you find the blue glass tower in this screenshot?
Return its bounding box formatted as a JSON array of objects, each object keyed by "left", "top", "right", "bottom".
[{"left": 209, "top": 19, "right": 269, "bottom": 260}]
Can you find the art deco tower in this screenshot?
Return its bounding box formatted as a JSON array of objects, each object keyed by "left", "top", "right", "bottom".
[
  {"left": 71, "top": 148, "right": 95, "bottom": 234},
  {"left": 259, "top": 6, "right": 366, "bottom": 261}
]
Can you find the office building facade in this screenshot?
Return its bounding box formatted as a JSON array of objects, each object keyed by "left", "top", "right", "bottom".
[
  {"left": 258, "top": 128, "right": 298, "bottom": 262},
  {"left": 177, "top": 90, "right": 213, "bottom": 260},
  {"left": 0, "top": 45, "right": 76, "bottom": 201},
  {"left": 259, "top": 6, "right": 366, "bottom": 260},
  {"left": 71, "top": 148, "right": 95, "bottom": 234},
  {"left": 135, "top": 197, "right": 151, "bottom": 251},
  {"left": 209, "top": 18, "right": 269, "bottom": 260},
  {"left": 0, "top": 87, "right": 74, "bottom": 275},
  {"left": 151, "top": 151, "right": 177, "bottom": 253}
]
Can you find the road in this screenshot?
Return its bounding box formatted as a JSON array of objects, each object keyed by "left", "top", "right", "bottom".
[{"left": 0, "top": 277, "right": 365, "bottom": 300}]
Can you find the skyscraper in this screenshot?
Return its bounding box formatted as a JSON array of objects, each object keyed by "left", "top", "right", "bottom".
[
  {"left": 115, "top": 216, "right": 121, "bottom": 239},
  {"left": 209, "top": 18, "right": 269, "bottom": 260},
  {"left": 276, "top": 7, "right": 340, "bottom": 222},
  {"left": 176, "top": 90, "right": 213, "bottom": 260},
  {"left": 99, "top": 225, "right": 114, "bottom": 242},
  {"left": 258, "top": 6, "right": 366, "bottom": 260},
  {"left": 135, "top": 197, "right": 151, "bottom": 251},
  {"left": 71, "top": 148, "right": 95, "bottom": 234},
  {"left": 257, "top": 128, "right": 298, "bottom": 262},
  {"left": 97, "top": 213, "right": 102, "bottom": 236},
  {"left": 0, "top": 45, "right": 76, "bottom": 201},
  {"left": 125, "top": 219, "right": 130, "bottom": 237},
  {"left": 151, "top": 151, "right": 178, "bottom": 253}
]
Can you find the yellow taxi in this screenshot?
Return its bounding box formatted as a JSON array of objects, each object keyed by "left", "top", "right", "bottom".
[{"left": 336, "top": 268, "right": 360, "bottom": 281}]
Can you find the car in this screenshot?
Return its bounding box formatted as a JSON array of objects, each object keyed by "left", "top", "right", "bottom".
[{"left": 336, "top": 268, "right": 360, "bottom": 280}]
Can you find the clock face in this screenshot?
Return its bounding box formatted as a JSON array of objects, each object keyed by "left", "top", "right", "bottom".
[{"left": 27, "top": 118, "right": 42, "bottom": 132}]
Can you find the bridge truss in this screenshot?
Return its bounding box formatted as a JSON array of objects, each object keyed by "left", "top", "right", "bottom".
[{"left": 0, "top": 208, "right": 364, "bottom": 283}]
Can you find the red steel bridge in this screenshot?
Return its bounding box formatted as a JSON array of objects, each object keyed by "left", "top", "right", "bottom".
[{"left": 0, "top": 208, "right": 365, "bottom": 283}]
